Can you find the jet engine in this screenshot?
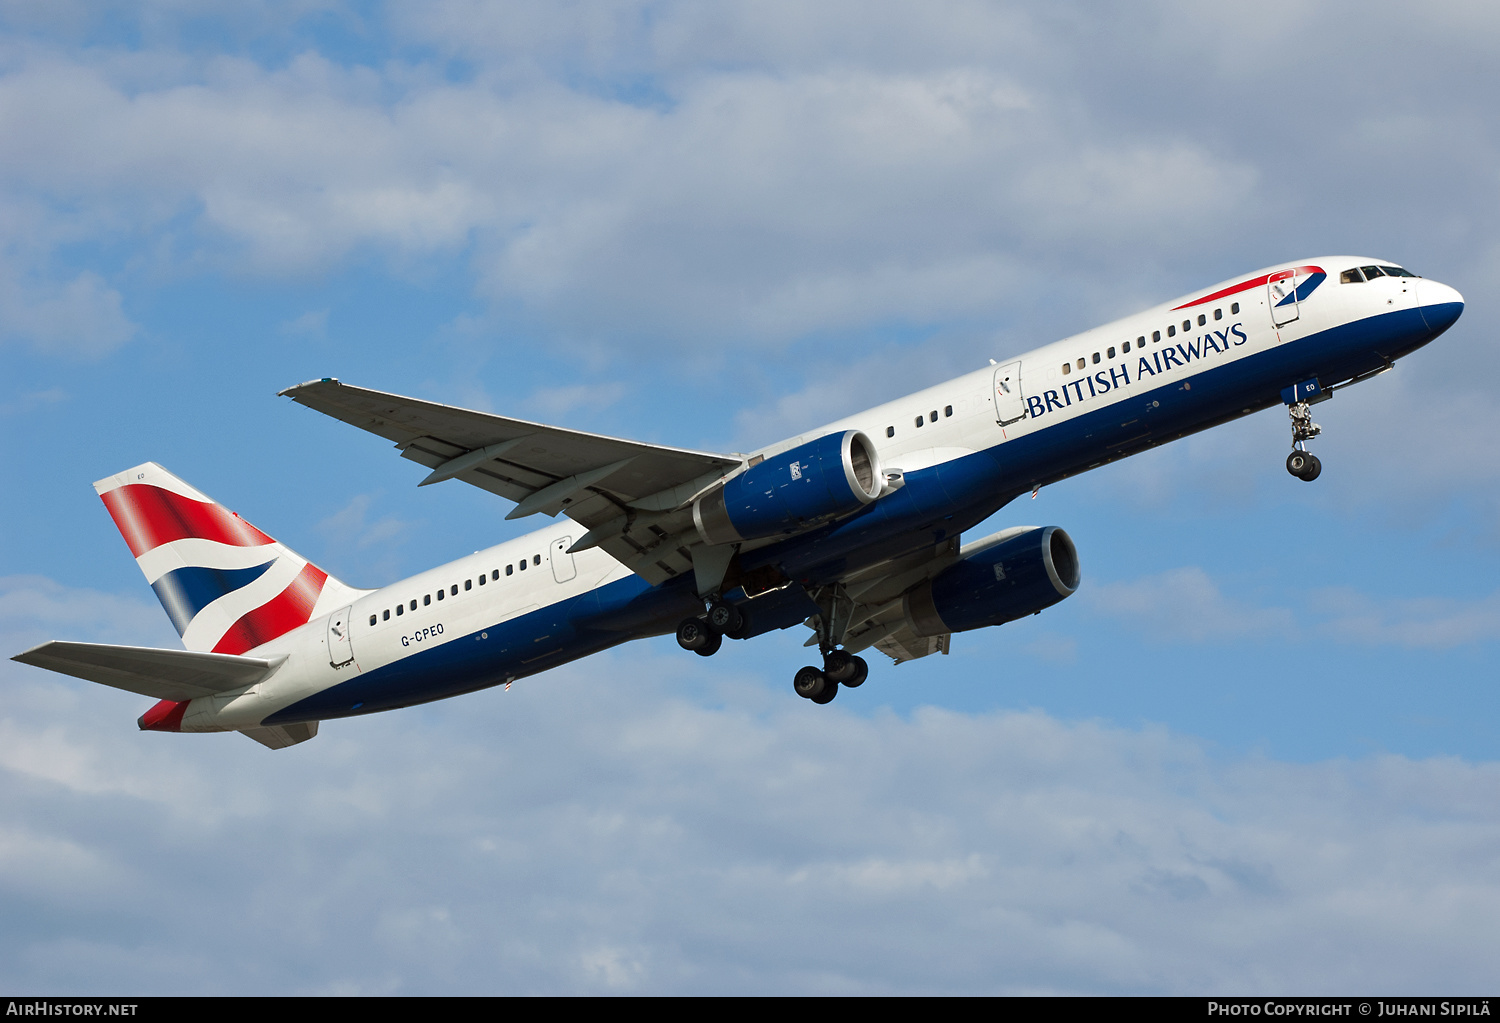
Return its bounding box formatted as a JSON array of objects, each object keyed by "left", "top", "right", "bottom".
[
  {"left": 693, "top": 430, "right": 882, "bottom": 545},
  {"left": 903, "top": 526, "right": 1080, "bottom": 636}
]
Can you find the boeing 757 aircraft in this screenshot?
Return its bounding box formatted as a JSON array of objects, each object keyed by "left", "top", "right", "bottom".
[{"left": 13, "top": 258, "right": 1464, "bottom": 748}]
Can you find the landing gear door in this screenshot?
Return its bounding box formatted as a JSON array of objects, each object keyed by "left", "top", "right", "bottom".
[
  {"left": 1268, "top": 268, "right": 1302, "bottom": 328},
  {"left": 993, "top": 361, "right": 1027, "bottom": 425},
  {"left": 327, "top": 606, "right": 355, "bottom": 667}
]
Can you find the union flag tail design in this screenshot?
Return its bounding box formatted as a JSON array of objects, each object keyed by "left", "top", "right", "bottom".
[{"left": 95, "top": 463, "right": 366, "bottom": 654}]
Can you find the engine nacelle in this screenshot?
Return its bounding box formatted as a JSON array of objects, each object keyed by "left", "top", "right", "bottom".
[
  {"left": 694, "top": 430, "right": 882, "bottom": 545},
  {"left": 904, "top": 526, "right": 1080, "bottom": 636}
]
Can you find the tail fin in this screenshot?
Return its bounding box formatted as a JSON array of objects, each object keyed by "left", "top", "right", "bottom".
[{"left": 95, "top": 462, "right": 366, "bottom": 654}]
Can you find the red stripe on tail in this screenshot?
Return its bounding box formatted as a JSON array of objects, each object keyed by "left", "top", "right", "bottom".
[
  {"left": 212, "top": 562, "right": 328, "bottom": 655},
  {"left": 100, "top": 484, "right": 275, "bottom": 558}
]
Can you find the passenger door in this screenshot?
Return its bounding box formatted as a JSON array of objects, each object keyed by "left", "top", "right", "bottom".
[
  {"left": 993, "top": 361, "right": 1027, "bottom": 425},
  {"left": 327, "top": 606, "right": 355, "bottom": 667},
  {"left": 1268, "top": 268, "right": 1302, "bottom": 328},
  {"left": 551, "top": 537, "right": 577, "bottom": 583}
]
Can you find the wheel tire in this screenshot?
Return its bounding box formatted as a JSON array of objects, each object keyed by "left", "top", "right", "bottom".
[
  {"left": 824, "top": 649, "right": 854, "bottom": 682},
  {"left": 1286, "top": 451, "right": 1311, "bottom": 478},
  {"left": 694, "top": 629, "right": 723, "bottom": 657},
  {"left": 707, "top": 601, "right": 743, "bottom": 634},
  {"left": 676, "top": 617, "right": 710, "bottom": 651},
  {"left": 1300, "top": 454, "right": 1322, "bottom": 482},
  {"left": 793, "top": 665, "right": 828, "bottom": 700},
  {"left": 811, "top": 683, "right": 838, "bottom": 705},
  {"left": 841, "top": 655, "right": 869, "bottom": 688}
]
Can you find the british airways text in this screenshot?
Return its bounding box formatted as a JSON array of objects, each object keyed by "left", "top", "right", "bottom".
[{"left": 1025, "top": 322, "right": 1248, "bottom": 420}]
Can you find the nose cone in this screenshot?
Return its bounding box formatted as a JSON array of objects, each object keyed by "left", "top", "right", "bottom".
[{"left": 1421, "top": 280, "right": 1464, "bottom": 335}]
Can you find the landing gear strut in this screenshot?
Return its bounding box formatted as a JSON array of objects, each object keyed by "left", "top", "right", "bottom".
[{"left": 1286, "top": 401, "right": 1322, "bottom": 482}]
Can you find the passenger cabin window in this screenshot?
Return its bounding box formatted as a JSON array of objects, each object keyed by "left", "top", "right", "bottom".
[
  {"left": 533, "top": 555, "right": 541, "bottom": 566},
  {"left": 1197, "top": 314, "right": 1206, "bottom": 326},
  {"left": 1122, "top": 341, "right": 1130, "bottom": 353},
  {"left": 369, "top": 614, "right": 377, "bottom": 626},
  {"left": 1062, "top": 363, "right": 1071, "bottom": 375},
  {"left": 478, "top": 575, "right": 485, "bottom": 586},
  {"left": 466, "top": 579, "right": 472, "bottom": 591},
  {"left": 506, "top": 565, "right": 513, "bottom": 576},
  {"left": 915, "top": 415, "right": 925, "bottom": 427},
  {"left": 1152, "top": 330, "right": 1161, "bottom": 342},
  {"left": 424, "top": 594, "right": 431, "bottom": 606},
  {"left": 409, "top": 599, "right": 417, "bottom": 611},
  {"left": 450, "top": 584, "right": 458, "bottom": 596},
  {"left": 886, "top": 426, "right": 895, "bottom": 437},
  {"left": 1181, "top": 320, "right": 1190, "bottom": 332},
  {"left": 1167, "top": 325, "right": 1176, "bottom": 337},
  {"left": 1107, "top": 346, "right": 1115, "bottom": 358},
  {"left": 383, "top": 610, "right": 390, "bottom": 621},
  {"left": 1092, "top": 352, "right": 1100, "bottom": 364},
  {"left": 929, "top": 410, "right": 937, "bottom": 423},
  {"left": 1231, "top": 302, "right": 1240, "bottom": 314},
  {"left": 518, "top": 560, "right": 526, "bottom": 571},
  {"left": 437, "top": 589, "right": 444, "bottom": 601},
  {"left": 944, "top": 406, "right": 953, "bottom": 417},
  {"left": 1076, "top": 358, "right": 1086, "bottom": 370},
  {"left": 492, "top": 569, "right": 499, "bottom": 580},
  {"left": 396, "top": 604, "right": 404, "bottom": 616},
  {"left": 1214, "top": 308, "right": 1223, "bottom": 320}
]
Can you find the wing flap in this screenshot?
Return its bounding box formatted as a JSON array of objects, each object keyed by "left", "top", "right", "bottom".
[
  {"left": 12, "top": 641, "right": 282, "bottom": 702},
  {"left": 872, "top": 628, "right": 951, "bottom": 664}
]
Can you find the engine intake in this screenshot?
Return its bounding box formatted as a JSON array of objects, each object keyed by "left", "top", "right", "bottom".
[
  {"left": 694, "top": 431, "right": 882, "bottom": 546},
  {"left": 904, "top": 526, "right": 1079, "bottom": 636}
]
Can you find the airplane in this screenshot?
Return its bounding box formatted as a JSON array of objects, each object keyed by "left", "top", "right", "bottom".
[{"left": 13, "top": 257, "right": 1464, "bottom": 749}]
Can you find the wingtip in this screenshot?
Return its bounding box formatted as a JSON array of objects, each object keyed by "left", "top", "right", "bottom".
[{"left": 278, "top": 377, "right": 340, "bottom": 398}]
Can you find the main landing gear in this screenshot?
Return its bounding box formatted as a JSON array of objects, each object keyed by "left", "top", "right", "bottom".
[
  {"left": 792, "top": 650, "right": 869, "bottom": 705},
  {"left": 675, "top": 599, "right": 745, "bottom": 658},
  {"left": 1285, "top": 401, "right": 1323, "bottom": 482},
  {"left": 675, "top": 597, "right": 870, "bottom": 707}
]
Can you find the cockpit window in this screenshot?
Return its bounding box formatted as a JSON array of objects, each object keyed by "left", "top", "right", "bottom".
[
  {"left": 1360, "top": 265, "right": 1385, "bottom": 279},
  {"left": 1341, "top": 268, "right": 1364, "bottom": 284},
  {"left": 1381, "top": 265, "right": 1418, "bottom": 277}
]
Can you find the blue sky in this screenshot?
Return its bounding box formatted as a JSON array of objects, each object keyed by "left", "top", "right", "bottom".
[{"left": 4, "top": 0, "right": 1500, "bottom": 994}]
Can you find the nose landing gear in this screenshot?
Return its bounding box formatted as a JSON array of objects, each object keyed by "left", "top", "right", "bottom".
[{"left": 1286, "top": 399, "right": 1323, "bottom": 482}]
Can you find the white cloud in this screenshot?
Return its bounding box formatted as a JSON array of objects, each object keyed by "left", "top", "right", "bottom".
[
  {"left": 0, "top": 264, "right": 135, "bottom": 357},
  {"left": 1083, "top": 565, "right": 1500, "bottom": 651},
  {"left": 0, "top": 574, "right": 172, "bottom": 653},
  {"left": 7, "top": 649, "right": 1500, "bottom": 993},
  {"left": 1083, "top": 567, "right": 1295, "bottom": 644}
]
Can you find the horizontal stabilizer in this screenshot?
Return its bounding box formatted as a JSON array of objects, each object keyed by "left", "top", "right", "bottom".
[
  {"left": 11, "top": 641, "right": 283, "bottom": 702},
  {"left": 240, "top": 722, "right": 318, "bottom": 749}
]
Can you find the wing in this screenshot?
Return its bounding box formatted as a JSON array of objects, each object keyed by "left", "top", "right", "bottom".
[
  {"left": 13, "top": 641, "right": 283, "bottom": 701},
  {"left": 279, "top": 379, "right": 745, "bottom": 585}
]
